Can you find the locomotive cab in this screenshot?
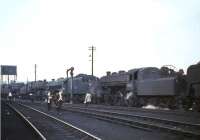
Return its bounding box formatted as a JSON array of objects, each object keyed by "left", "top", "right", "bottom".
[{"left": 126, "top": 69, "right": 139, "bottom": 93}]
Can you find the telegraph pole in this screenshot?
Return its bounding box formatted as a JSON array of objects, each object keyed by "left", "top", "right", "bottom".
[
  {"left": 34, "top": 64, "right": 37, "bottom": 82},
  {"left": 89, "top": 46, "right": 96, "bottom": 76}
]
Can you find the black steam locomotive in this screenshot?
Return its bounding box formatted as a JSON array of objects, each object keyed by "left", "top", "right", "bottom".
[
  {"left": 2, "top": 62, "right": 199, "bottom": 111},
  {"left": 96, "top": 63, "right": 200, "bottom": 111},
  {"left": 63, "top": 74, "right": 98, "bottom": 103},
  {"left": 185, "top": 62, "right": 200, "bottom": 110}
]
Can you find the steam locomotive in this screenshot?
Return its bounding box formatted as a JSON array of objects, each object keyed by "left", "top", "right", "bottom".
[
  {"left": 63, "top": 74, "right": 98, "bottom": 103},
  {"left": 2, "top": 62, "right": 199, "bottom": 111},
  {"left": 98, "top": 67, "right": 184, "bottom": 108},
  {"left": 1, "top": 82, "right": 24, "bottom": 98},
  {"left": 18, "top": 80, "right": 48, "bottom": 100},
  {"left": 96, "top": 63, "right": 200, "bottom": 111},
  {"left": 185, "top": 62, "right": 200, "bottom": 110}
]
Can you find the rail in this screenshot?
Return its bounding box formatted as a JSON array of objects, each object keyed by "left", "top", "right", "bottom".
[
  {"left": 18, "top": 103, "right": 101, "bottom": 140},
  {"left": 7, "top": 103, "right": 46, "bottom": 140}
]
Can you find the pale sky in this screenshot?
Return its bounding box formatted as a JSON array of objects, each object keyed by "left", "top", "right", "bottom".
[{"left": 0, "top": 0, "right": 200, "bottom": 82}]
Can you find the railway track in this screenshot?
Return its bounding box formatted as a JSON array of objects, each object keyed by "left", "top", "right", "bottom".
[
  {"left": 14, "top": 100, "right": 200, "bottom": 139},
  {"left": 2, "top": 102, "right": 45, "bottom": 140},
  {"left": 13, "top": 102, "right": 101, "bottom": 140},
  {"left": 64, "top": 103, "right": 200, "bottom": 117},
  {"left": 62, "top": 105, "right": 200, "bottom": 138},
  {"left": 64, "top": 104, "right": 200, "bottom": 125},
  {"left": 16, "top": 101, "right": 194, "bottom": 140}
]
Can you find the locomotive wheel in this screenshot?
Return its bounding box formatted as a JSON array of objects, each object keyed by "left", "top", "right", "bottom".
[
  {"left": 167, "top": 98, "right": 178, "bottom": 110},
  {"left": 113, "top": 92, "right": 124, "bottom": 106},
  {"left": 147, "top": 98, "right": 157, "bottom": 106},
  {"left": 192, "top": 97, "right": 200, "bottom": 112},
  {"left": 138, "top": 98, "right": 147, "bottom": 107},
  {"left": 103, "top": 94, "right": 110, "bottom": 105},
  {"left": 182, "top": 97, "right": 193, "bottom": 111},
  {"left": 91, "top": 94, "right": 97, "bottom": 104},
  {"left": 132, "top": 96, "right": 141, "bottom": 107},
  {"left": 95, "top": 94, "right": 101, "bottom": 104},
  {"left": 113, "top": 94, "right": 119, "bottom": 105},
  {"left": 125, "top": 97, "right": 134, "bottom": 107}
]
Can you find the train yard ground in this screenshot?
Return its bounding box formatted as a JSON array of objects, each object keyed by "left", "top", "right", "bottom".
[
  {"left": 1, "top": 99, "right": 199, "bottom": 140},
  {"left": 1, "top": 101, "right": 43, "bottom": 140}
]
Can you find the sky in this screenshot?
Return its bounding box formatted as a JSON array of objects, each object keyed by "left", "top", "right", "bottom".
[{"left": 0, "top": 0, "right": 200, "bottom": 82}]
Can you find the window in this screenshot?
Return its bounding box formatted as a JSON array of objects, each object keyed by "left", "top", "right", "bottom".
[
  {"left": 134, "top": 71, "right": 138, "bottom": 80},
  {"left": 129, "top": 74, "right": 133, "bottom": 81}
]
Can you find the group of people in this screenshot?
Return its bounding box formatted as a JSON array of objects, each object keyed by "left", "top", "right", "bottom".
[
  {"left": 47, "top": 89, "right": 92, "bottom": 114},
  {"left": 6, "top": 88, "right": 92, "bottom": 115},
  {"left": 47, "top": 88, "right": 64, "bottom": 114}
]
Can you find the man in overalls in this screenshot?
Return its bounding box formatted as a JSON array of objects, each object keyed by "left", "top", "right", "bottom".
[
  {"left": 47, "top": 91, "right": 52, "bottom": 111},
  {"left": 84, "top": 93, "right": 92, "bottom": 107},
  {"left": 57, "top": 89, "right": 63, "bottom": 114}
]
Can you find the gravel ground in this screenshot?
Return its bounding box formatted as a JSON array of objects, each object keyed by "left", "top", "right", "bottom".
[
  {"left": 63, "top": 103, "right": 200, "bottom": 124},
  {"left": 17, "top": 101, "right": 198, "bottom": 140}
]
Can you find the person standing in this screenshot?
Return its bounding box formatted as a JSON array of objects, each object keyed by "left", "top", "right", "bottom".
[
  {"left": 8, "top": 92, "right": 13, "bottom": 103},
  {"left": 47, "top": 91, "right": 52, "bottom": 111},
  {"left": 84, "top": 93, "right": 92, "bottom": 106},
  {"left": 57, "top": 89, "right": 63, "bottom": 114},
  {"left": 29, "top": 93, "right": 34, "bottom": 103}
]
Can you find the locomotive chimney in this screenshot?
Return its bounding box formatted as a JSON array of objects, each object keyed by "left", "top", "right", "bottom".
[
  {"left": 118, "top": 70, "right": 125, "bottom": 74},
  {"left": 106, "top": 71, "right": 111, "bottom": 76}
]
